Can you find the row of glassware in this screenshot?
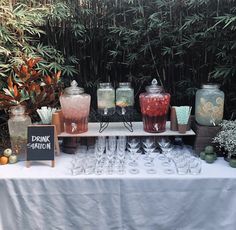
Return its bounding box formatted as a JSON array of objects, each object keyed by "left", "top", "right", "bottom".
[{"left": 69, "top": 136, "right": 202, "bottom": 176}]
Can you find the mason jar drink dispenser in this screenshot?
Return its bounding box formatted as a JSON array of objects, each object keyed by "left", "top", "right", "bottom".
[
  {"left": 97, "top": 83, "right": 115, "bottom": 116},
  {"left": 195, "top": 84, "right": 224, "bottom": 126},
  {"left": 116, "top": 82, "right": 134, "bottom": 115}
]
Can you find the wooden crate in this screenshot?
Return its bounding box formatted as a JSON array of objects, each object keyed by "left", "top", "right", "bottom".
[{"left": 192, "top": 121, "right": 221, "bottom": 154}]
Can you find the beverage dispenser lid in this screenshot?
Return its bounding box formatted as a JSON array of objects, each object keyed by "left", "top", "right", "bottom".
[
  {"left": 201, "top": 83, "right": 220, "bottom": 89},
  {"left": 99, "top": 82, "right": 112, "bottom": 88},
  {"left": 64, "top": 80, "right": 84, "bottom": 95},
  {"left": 119, "top": 82, "right": 131, "bottom": 87},
  {"left": 145, "top": 79, "right": 163, "bottom": 93}
]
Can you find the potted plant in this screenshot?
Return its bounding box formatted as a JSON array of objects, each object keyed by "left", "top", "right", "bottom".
[{"left": 213, "top": 120, "right": 236, "bottom": 164}]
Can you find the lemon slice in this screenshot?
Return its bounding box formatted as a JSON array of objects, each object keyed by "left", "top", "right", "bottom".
[
  {"left": 200, "top": 97, "right": 206, "bottom": 104},
  {"left": 216, "top": 97, "right": 223, "bottom": 105}
]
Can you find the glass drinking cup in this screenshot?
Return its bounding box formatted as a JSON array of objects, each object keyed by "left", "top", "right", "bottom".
[
  {"left": 175, "top": 161, "right": 189, "bottom": 175},
  {"left": 189, "top": 158, "right": 202, "bottom": 175}
]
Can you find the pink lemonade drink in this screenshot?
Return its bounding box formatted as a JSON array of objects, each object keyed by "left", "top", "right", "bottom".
[{"left": 60, "top": 81, "right": 91, "bottom": 134}]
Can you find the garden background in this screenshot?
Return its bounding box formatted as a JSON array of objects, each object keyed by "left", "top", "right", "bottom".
[{"left": 0, "top": 0, "right": 236, "bottom": 147}]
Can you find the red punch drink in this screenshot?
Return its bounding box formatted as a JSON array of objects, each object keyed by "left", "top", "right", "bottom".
[{"left": 139, "top": 79, "right": 170, "bottom": 133}]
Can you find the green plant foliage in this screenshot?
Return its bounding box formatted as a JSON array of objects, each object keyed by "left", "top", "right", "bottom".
[
  {"left": 0, "top": 57, "right": 62, "bottom": 113},
  {"left": 0, "top": 0, "right": 77, "bottom": 83},
  {"left": 3, "top": 0, "right": 236, "bottom": 119}
]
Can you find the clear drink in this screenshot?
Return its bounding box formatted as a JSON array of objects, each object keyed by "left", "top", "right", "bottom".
[
  {"left": 97, "top": 83, "right": 115, "bottom": 116},
  {"left": 116, "top": 82, "right": 134, "bottom": 115}
]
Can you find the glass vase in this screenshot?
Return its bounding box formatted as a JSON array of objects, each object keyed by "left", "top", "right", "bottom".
[{"left": 8, "top": 105, "right": 32, "bottom": 161}]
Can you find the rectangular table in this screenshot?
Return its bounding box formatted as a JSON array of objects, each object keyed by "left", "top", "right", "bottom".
[{"left": 0, "top": 153, "right": 236, "bottom": 230}]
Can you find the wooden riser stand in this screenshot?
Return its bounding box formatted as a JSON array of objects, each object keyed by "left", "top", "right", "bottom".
[{"left": 192, "top": 121, "right": 221, "bottom": 154}]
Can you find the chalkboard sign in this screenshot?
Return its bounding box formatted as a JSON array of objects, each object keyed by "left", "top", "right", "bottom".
[{"left": 27, "top": 125, "right": 57, "bottom": 167}]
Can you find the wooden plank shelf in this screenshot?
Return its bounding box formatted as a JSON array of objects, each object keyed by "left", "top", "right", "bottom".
[{"left": 58, "top": 121, "right": 195, "bottom": 137}]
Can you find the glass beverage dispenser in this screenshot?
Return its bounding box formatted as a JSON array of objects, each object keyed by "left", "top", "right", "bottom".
[
  {"left": 97, "top": 83, "right": 115, "bottom": 116},
  {"left": 116, "top": 82, "right": 134, "bottom": 115},
  {"left": 60, "top": 80, "right": 91, "bottom": 134},
  {"left": 139, "top": 79, "right": 170, "bottom": 133},
  {"left": 195, "top": 84, "right": 224, "bottom": 126}
]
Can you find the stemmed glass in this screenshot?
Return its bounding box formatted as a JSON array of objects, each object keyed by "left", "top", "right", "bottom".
[
  {"left": 97, "top": 136, "right": 106, "bottom": 152},
  {"left": 143, "top": 145, "right": 156, "bottom": 166},
  {"left": 116, "top": 136, "right": 127, "bottom": 174},
  {"left": 157, "top": 137, "right": 173, "bottom": 164},
  {"left": 105, "top": 136, "right": 117, "bottom": 174},
  {"left": 95, "top": 147, "right": 104, "bottom": 164},
  {"left": 117, "top": 136, "right": 126, "bottom": 152},
  {"left": 142, "top": 137, "right": 155, "bottom": 148},
  {"left": 128, "top": 145, "right": 140, "bottom": 166},
  {"left": 126, "top": 137, "right": 139, "bottom": 174},
  {"left": 157, "top": 137, "right": 176, "bottom": 174},
  {"left": 108, "top": 136, "right": 117, "bottom": 153},
  {"left": 95, "top": 142, "right": 105, "bottom": 175},
  {"left": 128, "top": 148, "right": 141, "bottom": 174},
  {"left": 106, "top": 149, "right": 114, "bottom": 174},
  {"left": 116, "top": 149, "right": 126, "bottom": 174},
  {"left": 142, "top": 137, "right": 156, "bottom": 161},
  {"left": 127, "top": 137, "right": 140, "bottom": 148},
  {"left": 146, "top": 149, "right": 160, "bottom": 174}
]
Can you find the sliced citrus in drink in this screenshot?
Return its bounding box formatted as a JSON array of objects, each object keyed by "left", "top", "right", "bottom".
[{"left": 216, "top": 97, "right": 223, "bottom": 105}]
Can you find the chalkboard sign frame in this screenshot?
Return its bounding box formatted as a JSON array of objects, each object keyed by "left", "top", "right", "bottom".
[{"left": 26, "top": 125, "right": 60, "bottom": 167}]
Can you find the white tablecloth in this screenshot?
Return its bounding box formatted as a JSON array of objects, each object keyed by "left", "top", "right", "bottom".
[{"left": 0, "top": 153, "right": 236, "bottom": 230}]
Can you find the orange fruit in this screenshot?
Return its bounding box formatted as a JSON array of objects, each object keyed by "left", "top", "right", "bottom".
[
  {"left": 0, "top": 156, "right": 9, "bottom": 165},
  {"left": 116, "top": 101, "right": 128, "bottom": 107}
]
